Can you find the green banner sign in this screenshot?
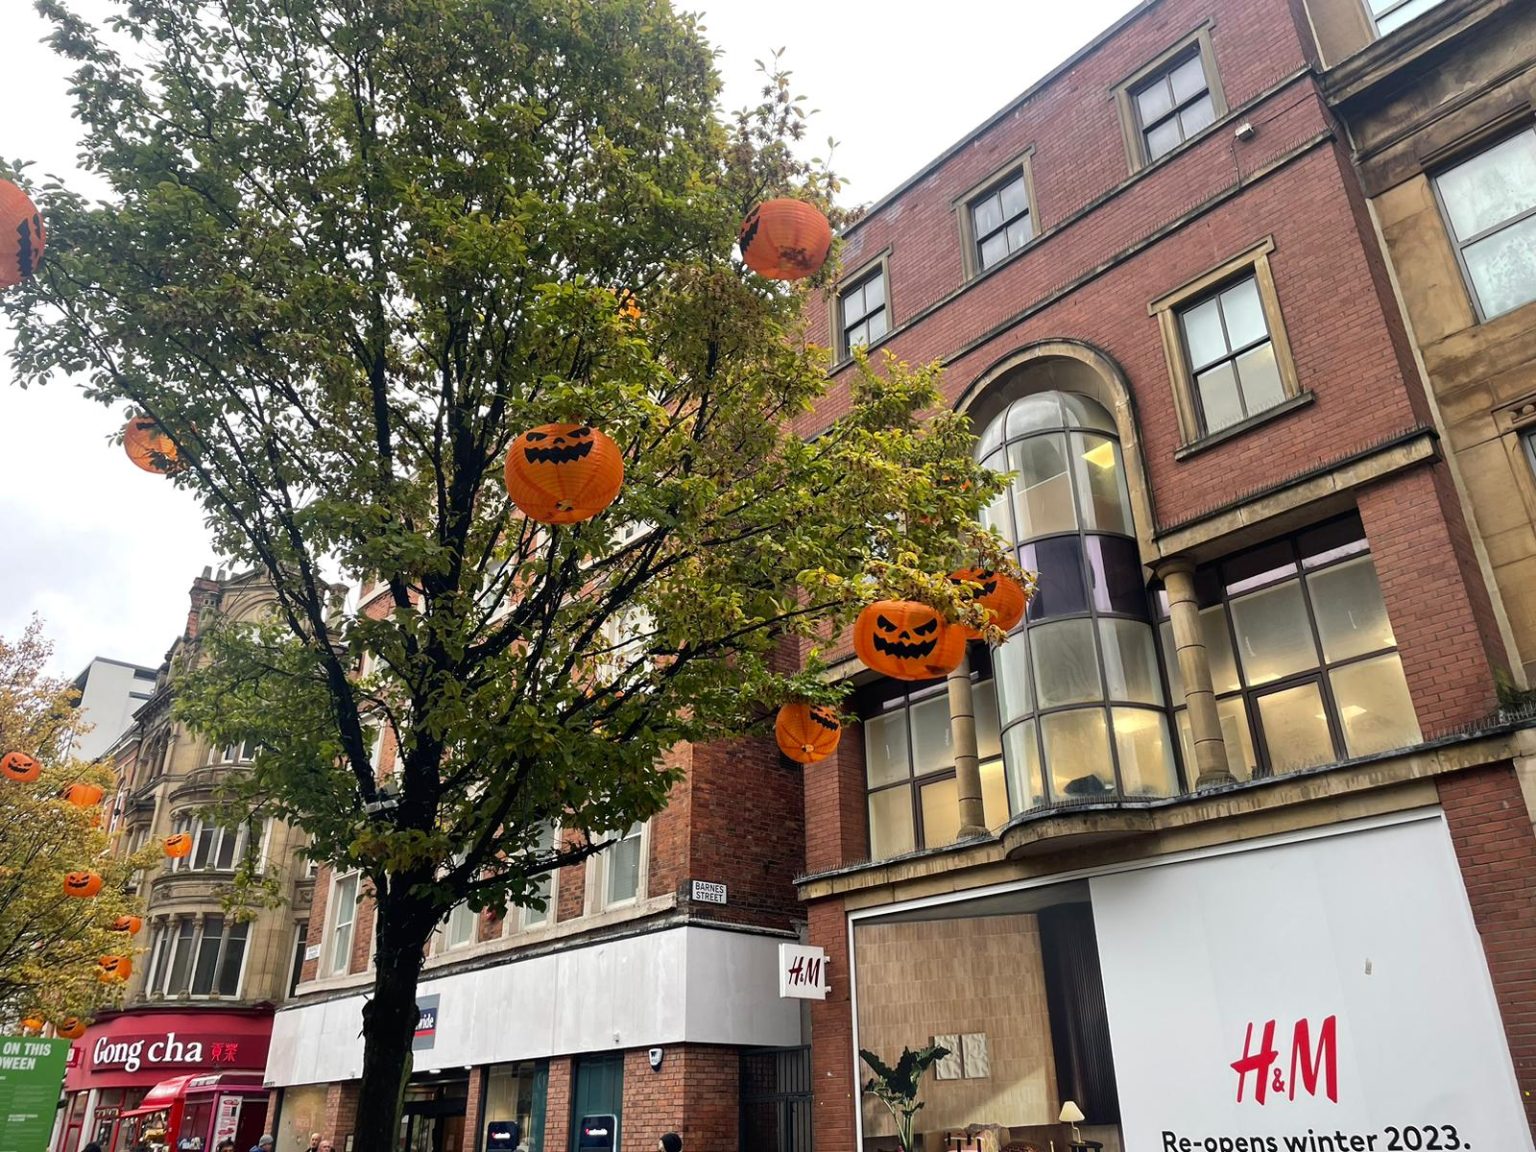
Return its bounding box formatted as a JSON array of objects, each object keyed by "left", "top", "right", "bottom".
[{"left": 0, "top": 1036, "right": 69, "bottom": 1152}]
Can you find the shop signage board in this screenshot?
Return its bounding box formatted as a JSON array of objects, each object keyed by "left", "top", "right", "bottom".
[
  {"left": 1091, "top": 816, "right": 1534, "bottom": 1152},
  {"left": 413, "top": 994, "right": 440, "bottom": 1051},
  {"left": 0, "top": 1036, "right": 70, "bottom": 1152},
  {"left": 214, "top": 1095, "right": 242, "bottom": 1143},
  {"left": 778, "top": 943, "right": 829, "bottom": 1000}
]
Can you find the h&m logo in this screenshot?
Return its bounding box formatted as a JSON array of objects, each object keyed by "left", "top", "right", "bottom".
[{"left": 1231, "top": 1016, "right": 1338, "bottom": 1105}]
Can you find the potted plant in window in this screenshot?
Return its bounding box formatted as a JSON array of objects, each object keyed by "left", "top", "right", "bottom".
[{"left": 860, "top": 1042, "right": 951, "bottom": 1152}]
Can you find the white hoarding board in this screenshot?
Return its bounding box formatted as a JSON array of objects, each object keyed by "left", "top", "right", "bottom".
[{"left": 1091, "top": 816, "right": 1533, "bottom": 1152}]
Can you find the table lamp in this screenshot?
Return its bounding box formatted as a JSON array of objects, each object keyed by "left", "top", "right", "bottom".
[{"left": 1059, "top": 1101, "right": 1085, "bottom": 1145}]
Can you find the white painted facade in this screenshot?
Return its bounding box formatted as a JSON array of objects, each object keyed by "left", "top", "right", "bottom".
[
  {"left": 72, "top": 656, "right": 157, "bottom": 761},
  {"left": 263, "top": 925, "right": 801, "bottom": 1087}
]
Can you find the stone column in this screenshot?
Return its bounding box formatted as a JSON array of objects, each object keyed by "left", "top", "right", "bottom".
[
  {"left": 1157, "top": 558, "right": 1233, "bottom": 787},
  {"left": 947, "top": 652, "right": 987, "bottom": 836}
]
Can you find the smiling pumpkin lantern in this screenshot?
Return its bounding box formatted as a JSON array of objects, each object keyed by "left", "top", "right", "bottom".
[
  {"left": 62, "top": 871, "right": 103, "bottom": 899},
  {"left": 775, "top": 702, "right": 843, "bottom": 765},
  {"left": 503, "top": 423, "right": 623, "bottom": 525},
  {"left": 1, "top": 751, "right": 40, "bottom": 782},
  {"left": 0, "top": 178, "right": 45, "bottom": 289},
  {"left": 97, "top": 954, "right": 132, "bottom": 983},
  {"left": 55, "top": 1018, "right": 88, "bottom": 1039},
  {"left": 948, "top": 567, "right": 1029, "bottom": 638},
  {"left": 111, "top": 914, "right": 144, "bottom": 934},
  {"left": 853, "top": 600, "right": 967, "bottom": 682},
  {"left": 63, "top": 782, "right": 105, "bottom": 807},
  {"left": 163, "top": 833, "right": 193, "bottom": 859}
]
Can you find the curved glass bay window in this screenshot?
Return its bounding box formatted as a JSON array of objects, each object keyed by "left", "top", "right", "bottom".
[
  {"left": 977, "top": 392, "right": 1178, "bottom": 809},
  {"left": 1157, "top": 514, "right": 1420, "bottom": 779}
]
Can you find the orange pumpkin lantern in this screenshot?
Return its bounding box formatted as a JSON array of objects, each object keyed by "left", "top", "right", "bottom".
[
  {"left": 504, "top": 423, "right": 624, "bottom": 525},
  {"left": 111, "top": 914, "right": 144, "bottom": 934},
  {"left": 63, "top": 871, "right": 104, "bottom": 899},
  {"left": 56, "top": 1017, "right": 88, "bottom": 1039},
  {"left": 0, "top": 178, "right": 45, "bottom": 289},
  {"left": 949, "top": 568, "right": 1029, "bottom": 637},
  {"left": 775, "top": 702, "right": 842, "bottom": 764},
  {"left": 63, "top": 782, "right": 105, "bottom": 807},
  {"left": 853, "top": 600, "right": 967, "bottom": 682},
  {"left": 163, "top": 833, "right": 193, "bottom": 858},
  {"left": 97, "top": 954, "right": 132, "bottom": 983},
  {"left": 123, "top": 415, "right": 181, "bottom": 475},
  {"left": 19, "top": 1016, "right": 44, "bottom": 1034},
  {"left": 1, "top": 751, "right": 40, "bottom": 782},
  {"left": 739, "top": 199, "right": 832, "bottom": 281}
]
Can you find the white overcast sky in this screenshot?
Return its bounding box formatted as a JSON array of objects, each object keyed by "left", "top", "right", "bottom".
[{"left": 0, "top": 0, "right": 1138, "bottom": 676}]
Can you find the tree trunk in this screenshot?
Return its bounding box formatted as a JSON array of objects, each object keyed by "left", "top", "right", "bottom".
[{"left": 352, "top": 885, "right": 432, "bottom": 1151}]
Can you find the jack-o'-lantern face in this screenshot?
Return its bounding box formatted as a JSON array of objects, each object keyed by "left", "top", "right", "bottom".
[
  {"left": 775, "top": 702, "right": 843, "bottom": 764},
  {"left": 504, "top": 422, "right": 624, "bottom": 525},
  {"left": 62, "top": 871, "right": 103, "bottom": 898},
  {"left": 111, "top": 915, "right": 144, "bottom": 934},
  {"left": 0, "top": 178, "right": 45, "bottom": 289},
  {"left": 163, "top": 833, "right": 193, "bottom": 858},
  {"left": 97, "top": 954, "right": 131, "bottom": 982},
  {"left": 1, "top": 751, "right": 40, "bottom": 782},
  {"left": 56, "top": 1018, "right": 87, "bottom": 1039},
  {"left": 853, "top": 600, "right": 967, "bottom": 682},
  {"left": 949, "top": 567, "right": 1028, "bottom": 637},
  {"left": 19, "top": 1016, "right": 43, "bottom": 1033}
]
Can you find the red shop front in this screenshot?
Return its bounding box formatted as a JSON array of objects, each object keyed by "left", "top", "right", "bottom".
[{"left": 54, "top": 1006, "right": 273, "bottom": 1152}]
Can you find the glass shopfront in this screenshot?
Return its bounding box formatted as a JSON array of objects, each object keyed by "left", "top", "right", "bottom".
[
  {"left": 398, "top": 1073, "right": 470, "bottom": 1152},
  {"left": 483, "top": 1061, "right": 549, "bottom": 1152}
]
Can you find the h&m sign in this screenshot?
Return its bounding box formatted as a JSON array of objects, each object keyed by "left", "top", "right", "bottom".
[{"left": 778, "top": 943, "right": 829, "bottom": 1000}]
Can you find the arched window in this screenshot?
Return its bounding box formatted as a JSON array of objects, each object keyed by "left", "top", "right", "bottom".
[{"left": 977, "top": 392, "right": 1179, "bottom": 809}]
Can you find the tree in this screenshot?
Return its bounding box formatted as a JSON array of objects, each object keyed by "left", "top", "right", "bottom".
[
  {"left": 4, "top": 0, "right": 1014, "bottom": 1141},
  {"left": 860, "top": 1043, "right": 952, "bottom": 1152},
  {"left": 0, "top": 619, "right": 154, "bottom": 1026}
]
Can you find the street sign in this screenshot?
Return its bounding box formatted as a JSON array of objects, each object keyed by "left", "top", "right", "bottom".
[{"left": 691, "top": 880, "right": 727, "bottom": 905}]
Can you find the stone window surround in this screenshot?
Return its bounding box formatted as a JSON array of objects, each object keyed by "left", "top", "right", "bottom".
[
  {"left": 1111, "top": 22, "right": 1229, "bottom": 174},
  {"left": 1148, "top": 236, "right": 1309, "bottom": 453},
  {"left": 143, "top": 911, "right": 250, "bottom": 1000},
  {"left": 583, "top": 820, "right": 650, "bottom": 915},
  {"left": 953, "top": 150, "right": 1040, "bottom": 282},
  {"left": 828, "top": 248, "right": 894, "bottom": 366},
  {"left": 322, "top": 869, "right": 361, "bottom": 977}
]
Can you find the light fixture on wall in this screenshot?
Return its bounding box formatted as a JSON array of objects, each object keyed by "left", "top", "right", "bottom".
[{"left": 1059, "top": 1101, "right": 1085, "bottom": 1145}]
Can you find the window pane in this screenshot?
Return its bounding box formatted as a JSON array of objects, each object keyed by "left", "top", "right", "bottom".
[
  {"left": 216, "top": 825, "right": 240, "bottom": 871},
  {"left": 1225, "top": 540, "right": 1298, "bottom": 594},
  {"left": 869, "top": 786, "right": 915, "bottom": 859},
  {"left": 981, "top": 487, "right": 1014, "bottom": 545},
  {"left": 974, "top": 680, "right": 1002, "bottom": 760},
  {"left": 1308, "top": 556, "right": 1396, "bottom": 662},
  {"left": 1438, "top": 132, "right": 1536, "bottom": 242},
  {"left": 919, "top": 777, "right": 961, "bottom": 849},
  {"left": 217, "top": 923, "right": 248, "bottom": 997},
  {"left": 1112, "top": 709, "right": 1178, "bottom": 796},
  {"left": 1169, "top": 54, "right": 1208, "bottom": 103},
  {"left": 1160, "top": 620, "right": 1184, "bottom": 700},
  {"left": 1060, "top": 393, "right": 1117, "bottom": 432},
  {"left": 1174, "top": 709, "right": 1194, "bottom": 779},
  {"left": 995, "top": 635, "right": 1034, "bottom": 722},
  {"left": 1178, "top": 93, "right": 1217, "bottom": 139},
  {"left": 1373, "top": 0, "right": 1446, "bottom": 31},
  {"left": 1255, "top": 683, "right": 1335, "bottom": 773},
  {"left": 1024, "top": 537, "right": 1089, "bottom": 620},
  {"left": 973, "top": 194, "right": 1003, "bottom": 238},
  {"left": 980, "top": 758, "right": 1009, "bottom": 829},
  {"left": 1235, "top": 341, "right": 1285, "bottom": 416},
  {"left": 1196, "top": 361, "right": 1244, "bottom": 432},
  {"left": 1000, "top": 176, "right": 1029, "bottom": 221},
  {"left": 1230, "top": 579, "right": 1319, "bottom": 685},
  {"left": 1146, "top": 117, "right": 1183, "bottom": 161},
  {"left": 1181, "top": 296, "right": 1228, "bottom": 369},
  {"left": 846, "top": 320, "right": 869, "bottom": 350},
  {"left": 1136, "top": 77, "right": 1174, "bottom": 125},
  {"left": 1218, "top": 696, "right": 1258, "bottom": 780},
  {"left": 1003, "top": 722, "right": 1043, "bottom": 812},
  {"left": 1010, "top": 433, "right": 1077, "bottom": 538},
  {"left": 1099, "top": 620, "right": 1164, "bottom": 704},
  {"left": 980, "top": 233, "right": 1009, "bottom": 270},
  {"left": 1330, "top": 653, "right": 1421, "bottom": 758},
  {"left": 1204, "top": 606, "right": 1241, "bottom": 694},
  {"left": 330, "top": 875, "right": 357, "bottom": 974},
  {"left": 1085, "top": 536, "right": 1148, "bottom": 617},
  {"left": 1072, "top": 433, "right": 1132, "bottom": 534},
  {"left": 1220, "top": 277, "right": 1268, "bottom": 349},
  {"left": 1042, "top": 709, "right": 1114, "bottom": 800},
  {"left": 863, "top": 272, "right": 885, "bottom": 311},
  {"left": 193, "top": 916, "right": 223, "bottom": 995},
  {"left": 193, "top": 824, "right": 215, "bottom": 870},
  {"left": 1006, "top": 393, "right": 1065, "bottom": 437},
  {"left": 840, "top": 283, "right": 865, "bottom": 326},
  {"left": 863, "top": 711, "right": 910, "bottom": 787},
  {"left": 606, "top": 826, "right": 642, "bottom": 904},
  {"left": 1463, "top": 212, "right": 1536, "bottom": 319},
  {"left": 1300, "top": 516, "right": 1368, "bottom": 567},
  {"left": 1006, "top": 216, "right": 1033, "bottom": 252},
  {"left": 866, "top": 309, "right": 889, "bottom": 343},
  {"left": 168, "top": 921, "right": 196, "bottom": 994},
  {"left": 909, "top": 694, "right": 954, "bottom": 775},
  {"left": 1031, "top": 619, "right": 1103, "bottom": 708}
]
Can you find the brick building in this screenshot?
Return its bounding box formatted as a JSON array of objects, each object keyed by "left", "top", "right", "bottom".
[
  {"left": 261, "top": 577, "right": 809, "bottom": 1152},
  {"left": 791, "top": 0, "right": 1536, "bottom": 1150}
]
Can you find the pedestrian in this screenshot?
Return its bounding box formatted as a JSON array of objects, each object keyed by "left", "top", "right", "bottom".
[
  {"left": 249, "top": 1137, "right": 274, "bottom": 1152},
  {"left": 216, "top": 1141, "right": 236, "bottom": 1152},
  {"left": 319, "top": 1141, "right": 334, "bottom": 1152},
  {"left": 84, "top": 1144, "right": 102, "bottom": 1152},
  {"left": 659, "top": 1135, "right": 682, "bottom": 1152},
  {"left": 306, "top": 1136, "right": 321, "bottom": 1152}
]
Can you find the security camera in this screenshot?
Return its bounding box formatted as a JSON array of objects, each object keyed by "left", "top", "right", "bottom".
[{"left": 648, "top": 1047, "right": 664, "bottom": 1071}]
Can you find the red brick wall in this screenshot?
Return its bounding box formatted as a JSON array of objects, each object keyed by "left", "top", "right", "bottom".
[
  {"left": 806, "top": 899, "right": 857, "bottom": 1152},
  {"left": 1359, "top": 468, "right": 1501, "bottom": 734},
  {"left": 618, "top": 1045, "right": 739, "bottom": 1152},
  {"left": 545, "top": 1058, "right": 573, "bottom": 1152},
  {"left": 464, "top": 1070, "right": 485, "bottom": 1152},
  {"left": 804, "top": 721, "right": 869, "bottom": 875},
  {"left": 323, "top": 1081, "right": 361, "bottom": 1146},
  {"left": 1437, "top": 763, "right": 1536, "bottom": 1133},
  {"left": 557, "top": 829, "right": 588, "bottom": 921},
  {"left": 647, "top": 745, "right": 693, "bottom": 901}
]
